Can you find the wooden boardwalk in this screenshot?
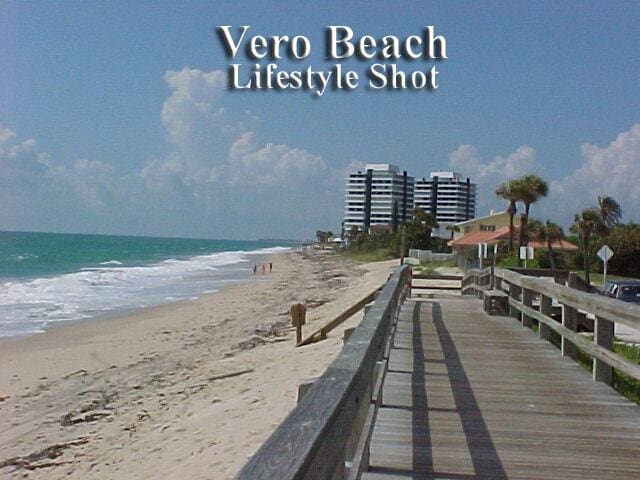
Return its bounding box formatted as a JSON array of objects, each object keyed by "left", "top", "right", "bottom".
[{"left": 364, "top": 296, "right": 640, "bottom": 480}]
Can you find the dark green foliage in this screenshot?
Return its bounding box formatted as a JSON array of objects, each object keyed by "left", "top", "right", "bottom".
[
  {"left": 604, "top": 224, "right": 640, "bottom": 277},
  {"left": 613, "top": 343, "right": 640, "bottom": 404},
  {"left": 535, "top": 249, "right": 566, "bottom": 269},
  {"left": 344, "top": 210, "right": 447, "bottom": 261},
  {"left": 569, "top": 224, "right": 640, "bottom": 279}
]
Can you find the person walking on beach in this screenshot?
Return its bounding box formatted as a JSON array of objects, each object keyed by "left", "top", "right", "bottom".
[
  {"left": 269, "top": 262, "right": 273, "bottom": 273},
  {"left": 253, "top": 265, "right": 257, "bottom": 275},
  {"left": 261, "top": 264, "right": 266, "bottom": 274}
]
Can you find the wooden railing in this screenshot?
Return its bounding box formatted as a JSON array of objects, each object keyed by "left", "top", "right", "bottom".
[
  {"left": 411, "top": 273, "right": 463, "bottom": 291},
  {"left": 461, "top": 268, "right": 491, "bottom": 295},
  {"left": 235, "top": 265, "right": 411, "bottom": 480},
  {"left": 463, "top": 267, "right": 640, "bottom": 386}
]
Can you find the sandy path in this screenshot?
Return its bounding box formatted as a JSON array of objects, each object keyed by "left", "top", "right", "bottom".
[{"left": 0, "top": 250, "right": 398, "bottom": 479}]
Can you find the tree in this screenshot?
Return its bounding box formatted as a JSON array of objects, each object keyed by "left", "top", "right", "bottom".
[
  {"left": 605, "top": 223, "right": 640, "bottom": 277},
  {"left": 544, "top": 221, "right": 564, "bottom": 270},
  {"left": 513, "top": 175, "right": 549, "bottom": 250},
  {"left": 495, "top": 181, "right": 519, "bottom": 252},
  {"left": 391, "top": 200, "right": 399, "bottom": 233},
  {"left": 570, "top": 209, "right": 606, "bottom": 285},
  {"left": 315, "top": 230, "right": 332, "bottom": 244},
  {"left": 446, "top": 224, "right": 460, "bottom": 240},
  {"left": 569, "top": 195, "right": 622, "bottom": 284},
  {"left": 404, "top": 208, "right": 439, "bottom": 250},
  {"left": 597, "top": 195, "right": 623, "bottom": 229},
  {"left": 528, "top": 219, "right": 564, "bottom": 269}
]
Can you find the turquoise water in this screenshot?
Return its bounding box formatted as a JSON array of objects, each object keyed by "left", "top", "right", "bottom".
[{"left": 0, "top": 231, "right": 290, "bottom": 338}]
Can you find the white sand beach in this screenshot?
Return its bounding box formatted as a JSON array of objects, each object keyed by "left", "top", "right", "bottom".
[{"left": 0, "top": 250, "right": 398, "bottom": 479}]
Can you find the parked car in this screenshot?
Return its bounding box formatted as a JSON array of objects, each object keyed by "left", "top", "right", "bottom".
[
  {"left": 603, "top": 281, "right": 617, "bottom": 297},
  {"left": 603, "top": 280, "right": 640, "bottom": 304}
]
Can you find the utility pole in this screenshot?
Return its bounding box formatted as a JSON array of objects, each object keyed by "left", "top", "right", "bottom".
[{"left": 400, "top": 225, "right": 407, "bottom": 265}]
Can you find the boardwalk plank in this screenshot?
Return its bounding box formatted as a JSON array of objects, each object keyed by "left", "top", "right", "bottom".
[{"left": 365, "top": 297, "right": 640, "bottom": 480}]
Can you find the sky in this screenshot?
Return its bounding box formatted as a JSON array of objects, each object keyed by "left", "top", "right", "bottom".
[{"left": 1, "top": 1, "right": 639, "bottom": 240}]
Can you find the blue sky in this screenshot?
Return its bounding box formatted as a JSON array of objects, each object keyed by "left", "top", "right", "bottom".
[{"left": 1, "top": 1, "right": 639, "bottom": 239}]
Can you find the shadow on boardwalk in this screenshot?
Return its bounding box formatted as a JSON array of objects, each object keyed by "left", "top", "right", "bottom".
[{"left": 410, "top": 300, "right": 507, "bottom": 479}]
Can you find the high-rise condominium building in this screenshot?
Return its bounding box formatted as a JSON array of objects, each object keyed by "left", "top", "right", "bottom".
[
  {"left": 414, "top": 171, "right": 476, "bottom": 236},
  {"left": 343, "top": 164, "right": 415, "bottom": 233}
]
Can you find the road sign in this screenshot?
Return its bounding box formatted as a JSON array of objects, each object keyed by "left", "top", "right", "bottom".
[
  {"left": 597, "top": 245, "right": 614, "bottom": 262},
  {"left": 597, "top": 245, "right": 614, "bottom": 285},
  {"left": 519, "top": 247, "right": 534, "bottom": 259},
  {"left": 519, "top": 246, "right": 534, "bottom": 267}
]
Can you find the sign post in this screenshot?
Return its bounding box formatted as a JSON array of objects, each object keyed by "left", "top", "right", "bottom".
[
  {"left": 519, "top": 246, "right": 535, "bottom": 268},
  {"left": 478, "top": 243, "right": 487, "bottom": 269},
  {"left": 597, "top": 245, "right": 614, "bottom": 286}
]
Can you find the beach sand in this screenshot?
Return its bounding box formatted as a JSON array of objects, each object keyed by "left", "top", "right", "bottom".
[{"left": 0, "top": 249, "right": 398, "bottom": 479}]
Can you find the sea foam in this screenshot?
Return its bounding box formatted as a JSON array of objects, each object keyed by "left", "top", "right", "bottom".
[{"left": 0, "top": 246, "right": 289, "bottom": 338}]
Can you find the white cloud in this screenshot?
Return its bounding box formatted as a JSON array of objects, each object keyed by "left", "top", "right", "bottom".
[
  {"left": 0, "top": 126, "right": 16, "bottom": 144},
  {"left": 550, "top": 124, "right": 640, "bottom": 223},
  {"left": 0, "top": 67, "right": 338, "bottom": 238},
  {"left": 0, "top": 126, "right": 129, "bottom": 226},
  {"left": 448, "top": 144, "right": 540, "bottom": 215},
  {"left": 146, "top": 67, "right": 327, "bottom": 192},
  {"left": 447, "top": 125, "right": 640, "bottom": 227},
  {"left": 227, "top": 137, "right": 326, "bottom": 186}
]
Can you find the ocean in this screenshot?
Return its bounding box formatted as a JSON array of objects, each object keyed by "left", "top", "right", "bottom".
[{"left": 0, "top": 231, "right": 290, "bottom": 338}]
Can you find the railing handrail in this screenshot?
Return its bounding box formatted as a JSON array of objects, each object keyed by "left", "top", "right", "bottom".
[
  {"left": 235, "top": 265, "right": 411, "bottom": 480},
  {"left": 495, "top": 268, "right": 640, "bottom": 331},
  {"left": 463, "top": 266, "right": 640, "bottom": 386}
]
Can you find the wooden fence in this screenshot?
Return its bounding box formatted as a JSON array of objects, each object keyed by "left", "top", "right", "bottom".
[
  {"left": 235, "top": 265, "right": 411, "bottom": 480},
  {"left": 463, "top": 267, "right": 640, "bottom": 386}
]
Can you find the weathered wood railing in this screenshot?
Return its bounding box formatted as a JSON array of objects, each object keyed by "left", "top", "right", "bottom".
[
  {"left": 236, "top": 265, "right": 411, "bottom": 480},
  {"left": 461, "top": 268, "right": 491, "bottom": 295},
  {"left": 463, "top": 267, "right": 640, "bottom": 386}
]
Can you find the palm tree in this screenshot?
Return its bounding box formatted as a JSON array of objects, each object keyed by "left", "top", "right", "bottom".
[
  {"left": 391, "top": 200, "right": 399, "bottom": 233},
  {"left": 514, "top": 175, "right": 549, "bottom": 248},
  {"left": 570, "top": 208, "right": 606, "bottom": 285},
  {"left": 413, "top": 208, "right": 438, "bottom": 229},
  {"left": 570, "top": 196, "right": 621, "bottom": 285},
  {"left": 544, "top": 221, "right": 564, "bottom": 270},
  {"left": 495, "top": 181, "right": 519, "bottom": 252},
  {"left": 408, "top": 208, "right": 439, "bottom": 249},
  {"left": 446, "top": 224, "right": 460, "bottom": 240},
  {"left": 597, "top": 195, "right": 622, "bottom": 229},
  {"left": 529, "top": 219, "right": 564, "bottom": 269}
]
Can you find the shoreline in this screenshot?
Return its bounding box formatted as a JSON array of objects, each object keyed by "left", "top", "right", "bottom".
[
  {"left": 0, "top": 249, "right": 280, "bottom": 343},
  {"left": 0, "top": 249, "right": 399, "bottom": 479},
  {"left": 0, "top": 251, "right": 285, "bottom": 390}
]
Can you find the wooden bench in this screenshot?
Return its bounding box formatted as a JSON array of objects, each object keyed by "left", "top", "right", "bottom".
[{"left": 483, "top": 289, "right": 508, "bottom": 315}]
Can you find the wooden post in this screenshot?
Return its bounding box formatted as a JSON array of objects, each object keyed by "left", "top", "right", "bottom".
[
  {"left": 539, "top": 294, "right": 552, "bottom": 341},
  {"left": 343, "top": 327, "right": 355, "bottom": 344},
  {"left": 508, "top": 283, "right": 521, "bottom": 320},
  {"left": 593, "top": 316, "right": 614, "bottom": 385},
  {"left": 521, "top": 288, "right": 534, "bottom": 328},
  {"left": 290, "top": 303, "right": 306, "bottom": 344},
  {"left": 561, "top": 304, "right": 578, "bottom": 360},
  {"left": 297, "top": 378, "right": 316, "bottom": 404}
]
